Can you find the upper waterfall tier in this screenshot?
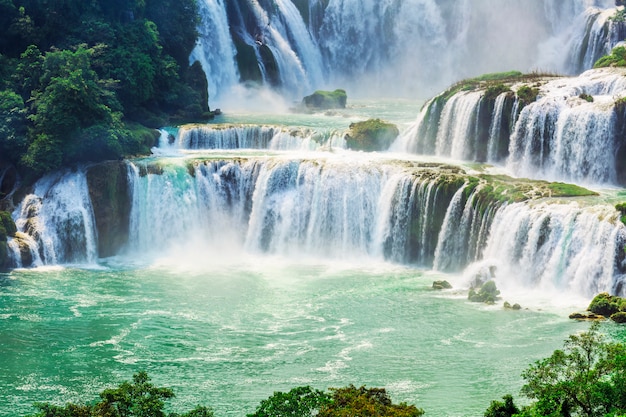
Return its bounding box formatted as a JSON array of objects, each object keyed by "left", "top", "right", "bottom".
[
  {"left": 7, "top": 155, "right": 625, "bottom": 298},
  {"left": 191, "top": 0, "right": 619, "bottom": 101},
  {"left": 395, "top": 68, "right": 626, "bottom": 186}
]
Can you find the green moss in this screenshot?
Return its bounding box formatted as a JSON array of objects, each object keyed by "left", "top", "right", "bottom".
[
  {"left": 516, "top": 85, "right": 540, "bottom": 105},
  {"left": 546, "top": 182, "right": 597, "bottom": 197},
  {"left": 579, "top": 93, "right": 594, "bottom": 103},
  {"left": 588, "top": 292, "right": 626, "bottom": 317},
  {"left": 594, "top": 46, "right": 626, "bottom": 68},
  {"left": 345, "top": 118, "right": 399, "bottom": 152},
  {"left": 473, "top": 71, "right": 524, "bottom": 82},
  {"left": 469, "top": 280, "right": 501, "bottom": 304},
  {"left": 484, "top": 84, "right": 512, "bottom": 101},
  {"left": 302, "top": 89, "right": 347, "bottom": 110}
]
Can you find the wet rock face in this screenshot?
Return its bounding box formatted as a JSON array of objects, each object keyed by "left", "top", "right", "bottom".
[{"left": 86, "top": 161, "right": 131, "bottom": 258}]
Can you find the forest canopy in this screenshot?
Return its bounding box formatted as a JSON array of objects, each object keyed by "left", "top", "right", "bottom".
[{"left": 0, "top": 0, "right": 207, "bottom": 179}]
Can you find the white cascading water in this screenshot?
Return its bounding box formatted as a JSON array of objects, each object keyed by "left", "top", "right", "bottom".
[
  {"left": 10, "top": 170, "right": 98, "bottom": 266},
  {"left": 434, "top": 91, "right": 483, "bottom": 161},
  {"left": 507, "top": 68, "right": 626, "bottom": 184},
  {"left": 190, "top": 0, "right": 239, "bottom": 101},
  {"left": 398, "top": 67, "right": 626, "bottom": 185},
  {"left": 176, "top": 125, "right": 345, "bottom": 150},
  {"left": 467, "top": 201, "right": 626, "bottom": 298},
  {"left": 191, "top": 0, "right": 616, "bottom": 99}
]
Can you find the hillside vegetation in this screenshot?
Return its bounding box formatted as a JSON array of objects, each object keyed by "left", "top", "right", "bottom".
[{"left": 0, "top": 0, "right": 206, "bottom": 180}]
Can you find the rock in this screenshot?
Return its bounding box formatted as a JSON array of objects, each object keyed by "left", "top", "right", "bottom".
[
  {"left": 512, "top": 303, "right": 521, "bottom": 310},
  {"left": 345, "top": 119, "right": 399, "bottom": 152},
  {"left": 569, "top": 312, "right": 605, "bottom": 321},
  {"left": 302, "top": 89, "right": 347, "bottom": 110},
  {"left": 86, "top": 161, "right": 132, "bottom": 258},
  {"left": 468, "top": 280, "right": 500, "bottom": 304},
  {"left": 587, "top": 292, "right": 626, "bottom": 317},
  {"left": 611, "top": 312, "right": 626, "bottom": 323},
  {"left": 432, "top": 280, "right": 452, "bottom": 290}
]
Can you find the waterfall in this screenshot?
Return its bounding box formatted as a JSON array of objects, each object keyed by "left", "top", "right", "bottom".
[
  {"left": 399, "top": 68, "right": 626, "bottom": 185},
  {"left": 11, "top": 169, "right": 98, "bottom": 266},
  {"left": 470, "top": 201, "right": 626, "bottom": 297},
  {"left": 175, "top": 125, "right": 345, "bottom": 150},
  {"left": 190, "top": 0, "right": 239, "bottom": 101},
  {"left": 189, "top": 0, "right": 615, "bottom": 100}
]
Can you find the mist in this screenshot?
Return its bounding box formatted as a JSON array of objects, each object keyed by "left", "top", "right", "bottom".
[{"left": 193, "top": 0, "right": 618, "bottom": 104}]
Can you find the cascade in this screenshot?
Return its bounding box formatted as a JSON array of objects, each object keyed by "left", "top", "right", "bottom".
[
  {"left": 176, "top": 124, "right": 345, "bottom": 150},
  {"left": 6, "top": 154, "right": 626, "bottom": 298},
  {"left": 468, "top": 201, "right": 626, "bottom": 296},
  {"left": 190, "top": 0, "right": 239, "bottom": 101},
  {"left": 190, "top": 0, "right": 615, "bottom": 101},
  {"left": 10, "top": 169, "right": 98, "bottom": 266},
  {"left": 398, "top": 68, "right": 626, "bottom": 185}
]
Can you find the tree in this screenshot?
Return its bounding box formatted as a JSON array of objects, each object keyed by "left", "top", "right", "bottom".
[
  {"left": 27, "top": 371, "right": 214, "bottom": 417},
  {"left": 484, "top": 395, "right": 520, "bottom": 417},
  {"left": 246, "top": 386, "right": 330, "bottom": 417},
  {"left": 318, "top": 385, "right": 424, "bottom": 417},
  {"left": 488, "top": 323, "right": 626, "bottom": 417}
]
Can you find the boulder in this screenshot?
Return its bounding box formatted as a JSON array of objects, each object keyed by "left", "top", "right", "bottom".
[
  {"left": 468, "top": 280, "right": 500, "bottom": 304},
  {"left": 611, "top": 312, "right": 626, "bottom": 323},
  {"left": 302, "top": 89, "right": 347, "bottom": 110},
  {"left": 345, "top": 119, "right": 399, "bottom": 152},
  {"left": 432, "top": 280, "right": 452, "bottom": 290},
  {"left": 587, "top": 292, "right": 626, "bottom": 317}
]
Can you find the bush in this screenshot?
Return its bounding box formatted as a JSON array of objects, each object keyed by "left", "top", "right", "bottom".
[
  {"left": 516, "top": 85, "right": 540, "bottom": 106},
  {"left": 594, "top": 46, "right": 626, "bottom": 68}
]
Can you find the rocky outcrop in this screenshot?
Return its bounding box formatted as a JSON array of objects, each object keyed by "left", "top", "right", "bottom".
[
  {"left": 302, "top": 89, "right": 347, "bottom": 110},
  {"left": 345, "top": 119, "right": 399, "bottom": 152},
  {"left": 0, "top": 211, "right": 17, "bottom": 270},
  {"left": 86, "top": 161, "right": 132, "bottom": 258}
]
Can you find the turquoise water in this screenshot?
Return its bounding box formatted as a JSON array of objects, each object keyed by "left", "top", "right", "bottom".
[{"left": 0, "top": 257, "right": 593, "bottom": 417}]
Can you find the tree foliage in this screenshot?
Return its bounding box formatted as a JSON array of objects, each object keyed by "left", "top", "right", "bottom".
[
  {"left": 0, "top": 0, "right": 207, "bottom": 180},
  {"left": 486, "top": 323, "right": 626, "bottom": 417},
  {"left": 246, "top": 386, "right": 330, "bottom": 417},
  {"left": 319, "top": 385, "right": 424, "bottom": 417},
  {"left": 26, "top": 371, "right": 213, "bottom": 417}
]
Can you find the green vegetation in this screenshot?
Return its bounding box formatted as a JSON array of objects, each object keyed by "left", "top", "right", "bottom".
[
  {"left": 484, "top": 83, "right": 512, "bottom": 101},
  {"left": 587, "top": 292, "right": 626, "bottom": 321},
  {"left": 25, "top": 373, "right": 423, "bottom": 417},
  {"left": 594, "top": 46, "right": 626, "bottom": 68},
  {"left": 516, "top": 85, "right": 540, "bottom": 106},
  {"left": 345, "top": 118, "right": 399, "bottom": 152},
  {"left": 0, "top": 210, "right": 17, "bottom": 269},
  {"left": 0, "top": 0, "right": 206, "bottom": 181},
  {"left": 247, "top": 386, "right": 330, "bottom": 417},
  {"left": 26, "top": 371, "right": 213, "bottom": 417},
  {"left": 302, "top": 89, "right": 348, "bottom": 110},
  {"left": 579, "top": 93, "right": 594, "bottom": 103},
  {"left": 485, "top": 323, "right": 626, "bottom": 417},
  {"left": 616, "top": 202, "right": 626, "bottom": 225}
]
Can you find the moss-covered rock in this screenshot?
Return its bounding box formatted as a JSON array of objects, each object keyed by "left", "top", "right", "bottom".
[
  {"left": 469, "top": 280, "right": 501, "bottom": 304},
  {"left": 302, "top": 89, "right": 347, "bottom": 110},
  {"left": 86, "top": 161, "right": 132, "bottom": 258},
  {"left": 345, "top": 119, "right": 399, "bottom": 152},
  {"left": 432, "top": 280, "right": 452, "bottom": 290},
  {"left": 0, "top": 211, "right": 17, "bottom": 270},
  {"left": 587, "top": 292, "right": 626, "bottom": 317}
]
